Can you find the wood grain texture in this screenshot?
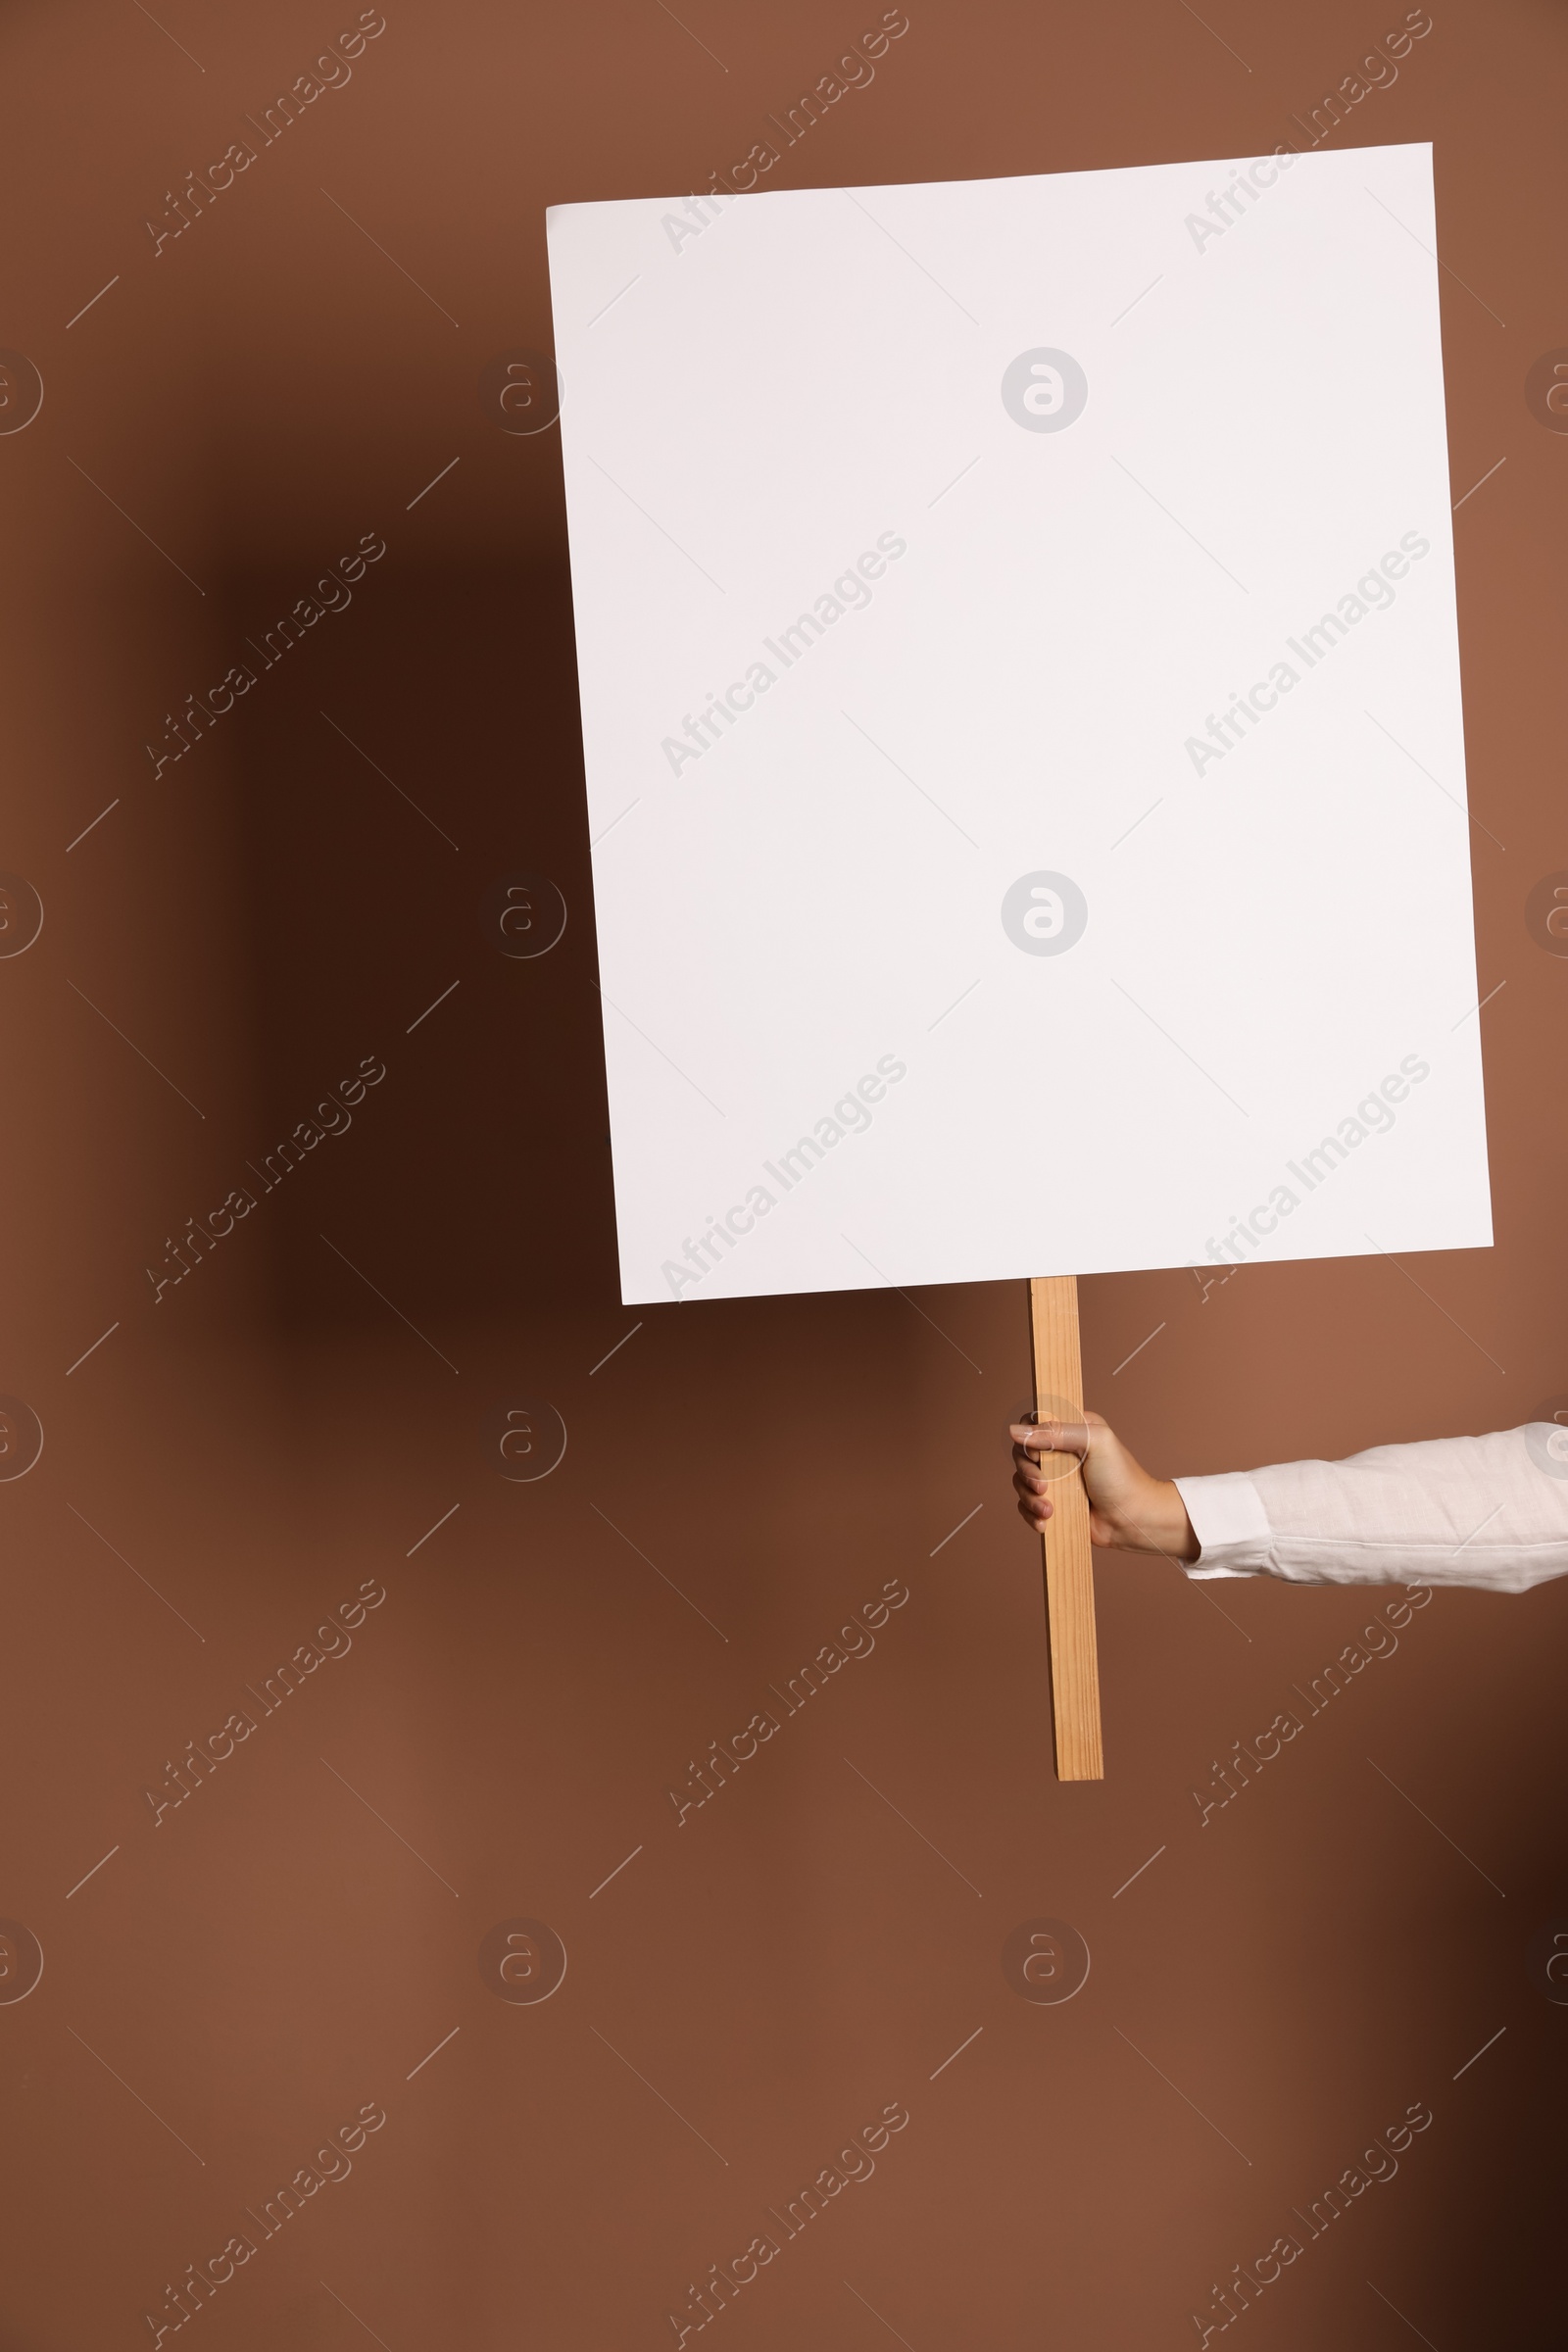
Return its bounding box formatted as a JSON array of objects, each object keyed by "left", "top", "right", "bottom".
[{"left": 1028, "top": 1276, "right": 1104, "bottom": 1781}]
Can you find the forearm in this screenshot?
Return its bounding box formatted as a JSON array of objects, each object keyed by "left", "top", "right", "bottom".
[{"left": 1173, "top": 1425, "right": 1568, "bottom": 1593}]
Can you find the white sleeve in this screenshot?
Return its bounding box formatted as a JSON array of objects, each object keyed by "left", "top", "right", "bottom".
[{"left": 1171, "top": 1424, "right": 1568, "bottom": 1593}]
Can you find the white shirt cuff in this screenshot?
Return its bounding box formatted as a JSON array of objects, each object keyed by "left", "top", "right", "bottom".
[{"left": 1171, "top": 1471, "right": 1273, "bottom": 1579}]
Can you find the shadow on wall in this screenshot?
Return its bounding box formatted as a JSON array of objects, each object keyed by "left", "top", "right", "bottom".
[{"left": 194, "top": 556, "right": 619, "bottom": 1337}]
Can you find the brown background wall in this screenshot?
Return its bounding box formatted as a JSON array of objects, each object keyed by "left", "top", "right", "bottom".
[{"left": 2, "top": 0, "right": 1565, "bottom": 2344}]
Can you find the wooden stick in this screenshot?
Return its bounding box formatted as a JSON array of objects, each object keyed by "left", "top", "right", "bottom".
[{"left": 1028, "top": 1275, "right": 1104, "bottom": 1781}]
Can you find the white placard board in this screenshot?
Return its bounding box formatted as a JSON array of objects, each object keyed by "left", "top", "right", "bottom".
[{"left": 546, "top": 142, "right": 1492, "bottom": 1306}]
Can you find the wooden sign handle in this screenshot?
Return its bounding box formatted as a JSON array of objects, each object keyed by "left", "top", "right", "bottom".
[{"left": 1028, "top": 1275, "right": 1104, "bottom": 1781}]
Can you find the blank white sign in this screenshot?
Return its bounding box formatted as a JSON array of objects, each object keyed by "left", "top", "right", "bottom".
[{"left": 547, "top": 142, "right": 1492, "bottom": 1306}]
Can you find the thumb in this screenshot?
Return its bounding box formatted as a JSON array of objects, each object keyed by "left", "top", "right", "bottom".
[{"left": 1008, "top": 1415, "right": 1089, "bottom": 1459}]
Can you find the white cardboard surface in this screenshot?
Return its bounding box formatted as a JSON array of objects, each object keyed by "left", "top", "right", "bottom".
[{"left": 547, "top": 143, "right": 1493, "bottom": 1305}]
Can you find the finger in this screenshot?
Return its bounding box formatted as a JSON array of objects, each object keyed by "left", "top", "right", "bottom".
[
  {"left": 1013, "top": 1441, "right": 1080, "bottom": 1492},
  {"left": 1016, "top": 1493, "right": 1054, "bottom": 1528},
  {"left": 1008, "top": 1416, "right": 1090, "bottom": 1459}
]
